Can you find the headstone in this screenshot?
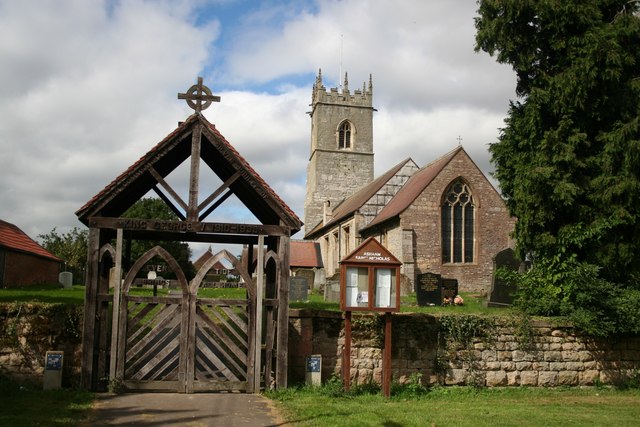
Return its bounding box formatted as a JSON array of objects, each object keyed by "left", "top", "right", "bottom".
[
  {"left": 290, "top": 276, "right": 309, "bottom": 301},
  {"left": 441, "top": 278, "right": 459, "bottom": 303},
  {"left": 43, "top": 351, "right": 63, "bottom": 390},
  {"left": 488, "top": 248, "right": 521, "bottom": 307},
  {"left": 305, "top": 354, "right": 322, "bottom": 386},
  {"left": 324, "top": 280, "right": 340, "bottom": 303},
  {"left": 416, "top": 272, "right": 442, "bottom": 306},
  {"left": 58, "top": 272, "right": 73, "bottom": 289}
]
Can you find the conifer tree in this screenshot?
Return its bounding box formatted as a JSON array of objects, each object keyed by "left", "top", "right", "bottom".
[{"left": 475, "top": 0, "right": 640, "bottom": 334}]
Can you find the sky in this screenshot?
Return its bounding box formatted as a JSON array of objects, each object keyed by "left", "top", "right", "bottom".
[{"left": 0, "top": 0, "right": 517, "bottom": 258}]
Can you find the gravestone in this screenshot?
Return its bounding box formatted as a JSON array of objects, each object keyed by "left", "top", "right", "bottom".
[
  {"left": 289, "top": 276, "right": 309, "bottom": 301},
  {"left": 58, "top": 272, "right": 73, "bottom": 289},
  {"left": 488, "top": 248, "right": 521, "bottom": 307},
  {"left": 324, "top": 279, "right": 340, "bottom": 302},
  {"left": 441, "top": 278, "right": 459, "bottom": 302},
  {"left": 416, "top": 272, "right": 442, "bottom": 306}
]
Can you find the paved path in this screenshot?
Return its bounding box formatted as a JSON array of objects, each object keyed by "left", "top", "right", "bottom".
[{"left": 82, "top": 392, "right": 283, "bottom": 426}]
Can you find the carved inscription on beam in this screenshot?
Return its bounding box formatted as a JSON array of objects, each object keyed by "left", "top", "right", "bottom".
[{"left": 88, "top": 217, "right": 290, "bottom": 236}]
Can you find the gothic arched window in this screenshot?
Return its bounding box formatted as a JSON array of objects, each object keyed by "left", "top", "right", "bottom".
[
  {"left": 441, "top": 179, "right": 474, "bottom": 263},
  {"left": 338, "top": 121, "right": 352, "bottom": 149}
]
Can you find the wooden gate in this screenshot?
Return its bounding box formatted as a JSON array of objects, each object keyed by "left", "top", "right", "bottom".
[{"left": 113, "top": 246, "right": 256, "bottom": 393}]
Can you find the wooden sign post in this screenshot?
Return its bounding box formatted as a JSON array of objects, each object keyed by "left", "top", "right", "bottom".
[{"left": 339, "top": 237, "right": 401, "bottom": 397}]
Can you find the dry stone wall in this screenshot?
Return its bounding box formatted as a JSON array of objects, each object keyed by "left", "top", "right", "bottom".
[
  {"left": 0, "top": 304, "right": 82, "bottom": 387},
  {"left": 288, "top": 309, "right": 640, "bottom": 388}
]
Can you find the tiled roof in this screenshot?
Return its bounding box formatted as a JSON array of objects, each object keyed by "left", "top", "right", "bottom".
[
  {"left": 362, "top": 146, "right": 463, "bottom": 231},
  {"left": 305, "top": 158, "right": 415, "bottom": 238},
  {"left": 76, "top": 113, "right": 302, "bottom": 231},
  {"left": 0, "top": 220, "right": 62, "bottom": 262},
  {"left": 193, "top": 247, "right": 213, "bottom": 270},
  {"left": 290, "top": 240, "right": 323, "bottom": 268}
]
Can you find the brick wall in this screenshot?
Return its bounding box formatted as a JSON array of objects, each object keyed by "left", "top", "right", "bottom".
[
  {"left": 288, "top": 310, "right": 640, "bottom": 388},
  {"left": 2, "top": 251, "right": 61, "bottom": 287}
]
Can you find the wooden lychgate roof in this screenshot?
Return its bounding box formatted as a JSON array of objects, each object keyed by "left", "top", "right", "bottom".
[{"left": 76, "top": 112, "right": 302, "bottom": 233}]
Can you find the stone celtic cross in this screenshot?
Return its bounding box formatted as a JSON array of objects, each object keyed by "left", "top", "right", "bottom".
[{"left": 178, "top": 77, "right": 221, "bottom": 112}]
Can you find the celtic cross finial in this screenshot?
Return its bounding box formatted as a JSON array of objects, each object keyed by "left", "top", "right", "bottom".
[{"left": 178, "top": 77, "right": 221, "bottom": 112}]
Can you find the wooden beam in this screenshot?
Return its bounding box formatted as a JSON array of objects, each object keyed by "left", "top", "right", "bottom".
[
  {"left": 276, "top": 234, "right": 290, "bottom": 388},
  {"left": 109, "top": 229, "right": 123, "bottom": 379},
  {"left": 197, "top": 170, "right": 241, "bottom": 212},
  {"left": 81, "top": 228, "right": 100, "bottom": 389},
  {"left": 254, "top": 235, "right": 265, "bottom": 392},
  {"left": 149, "top": 167, "right": 189, "bottom": 212},
  {"left": 198, "top": 189, "right": 233, "bottom": 221},
  {"left": 152, "top": 186, "right": 186, "bottom": 220},
  {"left": 187, "top": 124, "right": 202, "bottom": 221}
]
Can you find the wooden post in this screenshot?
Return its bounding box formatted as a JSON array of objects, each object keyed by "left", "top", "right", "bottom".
[
  {"left": 343, "top": 310, "right": 352, "bottom": 391},
  {"left": 254, "top": 235, "right": 265, "bottom": 392},
  {"left": 81, "top": 227, "right": 100, "bottom": 389},
  {"left": 383, "top": 312, "right": 392, "bottom": 398},
  {"left": 109, "top": 229, "right": 123, "bottom": 379},
  {"left": 187, "top": 124, "right": 201, "bottom": 221},
  {"left": 276, "top": 234, "right": 290, "bottom": 388}
]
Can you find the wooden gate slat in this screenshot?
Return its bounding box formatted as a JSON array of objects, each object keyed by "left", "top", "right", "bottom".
[
  {"left": 126, "top": 302, "right": 178, "bottom": 345},
  {"left": 195, "top": 338, "right": 241, "bottom": 382},
  {"left": 127, "top": 303, "right": 157, "bottom": 330},
  {"left": 128, "top": 329, "right": 180, "bottom": 380},
  {"left": 197, "top": 310, "right": 247, "bottom": 360},
  {"left": 126, "top": 307, "right": 180, "bottom": 359},
  {"left": 147, "top": 350, "right": 180, "bottom": 381},
  {"left": 195, "top": 320, "right": 247, "bottom": 375},
  {"left": 198, "top": 304, "right": 248, "bottom": 350},
  {"left": 126, "top": 325, "right": 179, "bottom": 378}
]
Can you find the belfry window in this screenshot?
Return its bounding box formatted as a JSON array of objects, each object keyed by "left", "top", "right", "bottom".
[
  {"left": 338, "top": 121, "right": 351, "bottom": 149},
  {"left": 442, "top": 179, "right": 474, "bottom": 263}
]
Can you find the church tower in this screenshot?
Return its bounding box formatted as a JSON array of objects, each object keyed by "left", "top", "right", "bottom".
[{"left": 304, "top": 69, "right": 375, "bottom": 232}]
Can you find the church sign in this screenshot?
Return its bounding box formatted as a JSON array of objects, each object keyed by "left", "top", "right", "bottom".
[{"left": 339, "top": 237, "right": 402, "bottom": 313}]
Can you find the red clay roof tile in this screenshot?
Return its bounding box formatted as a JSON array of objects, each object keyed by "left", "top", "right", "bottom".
[{"left": 0, "top": 220, "right": 62, "bottom": 262}]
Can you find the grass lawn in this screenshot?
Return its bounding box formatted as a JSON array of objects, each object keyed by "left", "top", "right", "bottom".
[
  {"left": 0, "top": 375, "right": 93, "bottom": 426},
  {"left": 0, "top": 284, "right": 511, "bottom": 317},
  {"left": 0, "top": 283, "right": 85, "bottom": 305},
  {"left": 269, "top": 385, "right": 640, "bottom": 427}
]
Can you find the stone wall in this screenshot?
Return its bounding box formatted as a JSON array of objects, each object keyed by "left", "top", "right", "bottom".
[
  {"left": 400, "top": 149, "right": 516, "bottom": 294},
  {"left": 288, "top": 309, "right": 640, "bottom": 387},
  {"left": 4, "top": 305, "right": 639, "bottom": 389},
  {"left": 0, "top": 303, "right": 82, "bottom": 387}
]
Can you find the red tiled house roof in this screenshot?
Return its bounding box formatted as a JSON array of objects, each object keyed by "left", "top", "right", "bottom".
[
  {"left": 290, "top": 240, "right": 323, "bottom": 268},
  {"left": 0, "top": 220, "right": 62, "bottom": 262}
]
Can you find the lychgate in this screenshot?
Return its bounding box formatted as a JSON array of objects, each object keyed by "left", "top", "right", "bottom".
[{"left": 76, "top": 78, "right": 302, "bottom": 393}]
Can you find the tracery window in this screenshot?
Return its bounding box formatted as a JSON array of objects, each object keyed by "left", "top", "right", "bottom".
[
  {"left": 338, "top": 121, "right": 351, "bottom": 149},
  {"left": 441, "top": 179, "right": 474, "bottom": 263}
]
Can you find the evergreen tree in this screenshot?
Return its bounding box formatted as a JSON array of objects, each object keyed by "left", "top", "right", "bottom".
[{"left": 475, "top": 0, "right": 640, "bottom": 334}]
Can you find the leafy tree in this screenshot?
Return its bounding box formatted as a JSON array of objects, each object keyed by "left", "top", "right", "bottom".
[
  {"left": 475, "top": 0, "right": 640, "bottom": 335},
  {"left": 39, "top": 227, "right": 88, "bottom": 274},
  {"left": 122, "top": 198, "right": 195, "bottom": 280}
]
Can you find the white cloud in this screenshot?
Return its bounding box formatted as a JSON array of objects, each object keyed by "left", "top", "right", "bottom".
[{"left": 0, "top": 0, "right": 516, "bottom": 251}]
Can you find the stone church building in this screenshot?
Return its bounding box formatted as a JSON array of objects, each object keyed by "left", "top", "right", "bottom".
[{"left": 303, "top": 70, "right": 515, "bottom": 294}]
